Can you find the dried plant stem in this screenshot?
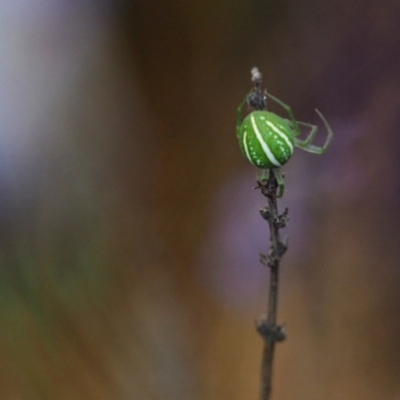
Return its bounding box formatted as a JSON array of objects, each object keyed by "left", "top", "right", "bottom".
[{"left": 256, "top": 171, "right": 288, "bottom": 400}]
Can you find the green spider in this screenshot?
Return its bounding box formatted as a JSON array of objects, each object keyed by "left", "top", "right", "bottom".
[{"left": 237, "top": 86, "right": 333, "bottom": 197}]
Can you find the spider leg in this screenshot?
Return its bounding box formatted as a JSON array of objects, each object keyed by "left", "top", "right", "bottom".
[
  {"left": 273, "top": 168, "right": 285, "bottom": 198},
  {"left": 266, "top": 93, "right": 302, "bottom": 137},
  {"left": 236, "top": 95, "right": 247, "bottom": 138},
  {"left": 237, "top": 91, "right": 254, "bottom": 138},
  {"left": 257, "top": 168, "right": 270, "bottom": 184},
  {"left": 298, "top": 110, "right": 333, "bottom": 154},
  {"left": 294, "top": 124, "right": 318, "bottom": 148}
]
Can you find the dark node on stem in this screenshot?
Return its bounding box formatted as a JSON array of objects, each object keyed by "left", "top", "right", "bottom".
[
  {"left": 260, "top": 252, "right": 278, "bottom": 268},
  {"left": 255, "top": 316, "right": 287, "bottom": 343},
  {"left": 259, "top": 236, "right": 287, "bottom": 268},
  {"left": 274, "top": 208, "right": 289, "bottom": 229},
  {"left": 275, "top": 325, "right": 287, "bottom": 342},
  {"left": 255, "top": 178, "right": 280, "bottom": 199},
  {"left": 260, "top": 207, "right": 271, "bottom": 221},
  {"left": 277, "top": 239, "right": 288, "bottom": 257},
  {"left": 259, "top": 253, "right": 268, "bottom": 266},
  {"left": 268, "top": 253, "right": 279, "bottom": 269}
]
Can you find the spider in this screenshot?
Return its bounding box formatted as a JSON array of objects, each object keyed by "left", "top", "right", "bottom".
[{"left": 236, "top": 80, "right": 333, "bottom": 197}]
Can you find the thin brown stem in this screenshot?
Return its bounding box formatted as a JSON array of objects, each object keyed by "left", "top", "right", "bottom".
[{"left": 256, "top": 171, "right": 288, "bottom": 400}]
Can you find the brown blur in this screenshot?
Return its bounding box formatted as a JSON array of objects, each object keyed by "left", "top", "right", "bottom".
[{"left": 2, "top": 1, "right": 400, "bottom": 399}]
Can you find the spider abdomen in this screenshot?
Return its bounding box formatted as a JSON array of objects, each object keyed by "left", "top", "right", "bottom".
[{"left": 238, "top": 111, "right": 295, "bottom": 169}]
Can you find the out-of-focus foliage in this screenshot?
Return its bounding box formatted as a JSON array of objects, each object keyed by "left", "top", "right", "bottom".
[{"left": 2, "top": 1, "right": 400, "bottom": 399}]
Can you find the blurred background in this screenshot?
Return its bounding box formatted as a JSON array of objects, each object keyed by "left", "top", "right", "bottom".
[{"left": 1, "top": 1, "right": 400, "bottom": 399}]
